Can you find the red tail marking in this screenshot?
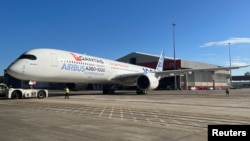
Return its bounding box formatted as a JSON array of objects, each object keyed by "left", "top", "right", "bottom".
[{"left": 70, "top": 53, "right": 82, "bottom": 61}]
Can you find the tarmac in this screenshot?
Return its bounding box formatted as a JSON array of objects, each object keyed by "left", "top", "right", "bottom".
[{"left": 0, "top": 89, "right": 249, "bottom": 141}]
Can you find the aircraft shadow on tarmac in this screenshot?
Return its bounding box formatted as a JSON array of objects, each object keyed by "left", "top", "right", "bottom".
[
  {"left": 0, "top": 91, "right": 136, "bottom": 100},
  {"left": 0, "top": 89, "right": 234, "bottom": 99},
  {"left": 48, "top": 90, "right": 139, "bottom": 97}
]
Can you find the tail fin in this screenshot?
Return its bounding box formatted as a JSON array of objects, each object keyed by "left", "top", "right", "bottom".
[{"left": 155, "top": 51, "right": 164, "bottom": 72}]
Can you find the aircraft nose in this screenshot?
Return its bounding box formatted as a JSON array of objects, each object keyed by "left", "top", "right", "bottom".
[{"left": 6, "top": 61, "right": 25, "bottom": 78}]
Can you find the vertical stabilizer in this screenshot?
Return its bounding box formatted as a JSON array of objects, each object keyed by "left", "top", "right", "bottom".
[{"left": 155, "top": 51, "right": 164, "bottom": 72}]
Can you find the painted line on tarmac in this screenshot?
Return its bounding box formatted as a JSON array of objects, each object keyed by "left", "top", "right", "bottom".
[
  {"left": 109, "top": 107, "right": 114, "bottom": 119},
  {"left": 98, "top": 106, "right": 107, "bottom": 117},
  {"left": 120, "top": 107, "right": 124, "bottom": 120}
]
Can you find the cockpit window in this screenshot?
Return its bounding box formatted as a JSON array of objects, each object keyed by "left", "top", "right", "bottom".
[{"left": 18, "top": 54, "right": 37, "bottom": 60}]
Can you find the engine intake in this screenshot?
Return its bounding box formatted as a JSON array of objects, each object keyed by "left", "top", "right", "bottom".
[{"left": 136, "top": 74, "right": 159, "bottom": 90}]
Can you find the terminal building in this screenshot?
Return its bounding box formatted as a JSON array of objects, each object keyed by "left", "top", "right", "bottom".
[{"left": 2, "top": 52, "right": 231, "bottom": 90}]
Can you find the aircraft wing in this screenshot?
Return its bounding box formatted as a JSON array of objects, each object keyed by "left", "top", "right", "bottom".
[
  {"left": 155, "top": 65, "right": 250, "bottom": 77},
  {"left": 110, "top": 65, "right": 249, "bottom": 86},
  {"left": 111, "top": 73, "right": 143, "bottom": 86}
]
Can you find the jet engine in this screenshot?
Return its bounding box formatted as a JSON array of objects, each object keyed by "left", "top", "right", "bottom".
[{"left": 136, "top": 74, "right": 159, "bottom": 91}]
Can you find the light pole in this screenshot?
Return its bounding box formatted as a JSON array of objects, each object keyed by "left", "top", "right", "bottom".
[
  {"left": 172, "top": 23, "right": 177, "bottom": 90},
  {"left": 228, "top": 42, "right": 232, "bottom": 87}
]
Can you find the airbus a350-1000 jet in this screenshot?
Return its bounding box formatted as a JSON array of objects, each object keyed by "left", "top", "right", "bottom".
[{"left": 6, "top": 48, "right": 248, "bottom": 94}]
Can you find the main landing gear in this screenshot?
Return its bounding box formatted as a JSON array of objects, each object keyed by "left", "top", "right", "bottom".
[
  {"left": 102, "top": 84, "right": 116, "bottom": 94},
  {"left": 102, "top": 84, "right": 148, "bottom": 95}
]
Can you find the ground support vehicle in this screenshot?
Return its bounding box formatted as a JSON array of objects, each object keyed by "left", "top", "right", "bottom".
[{"left": 0, "top": 83, "right": 48, "bottom": 99}]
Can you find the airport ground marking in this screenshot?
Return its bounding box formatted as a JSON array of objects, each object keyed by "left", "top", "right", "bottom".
[
  {"left": 152, "top": 114, "right": 158, "bottom": 118},
  {"left": 62, "top": 108, "right": 71, "bottom": 114},
  {"left": 146, "top": 118, "right": 152, "bottom": 125},
  {"left": 98, "top": 106, "right": 107, "bottom": 117},
  {"left": 109, "top": 107, "right": 114, "bottom": 119},
  {"left": 191, "top": 122, "right": 202, "bottom": 128},
  {"left": 89, "top": 107, "right": 99, "bottom": 116},
  {"left": 71, "top": 109, "right": 81, "bottom": 114},
  {"left": 56, "top": 108, "right": 65, "bottom": 113},
  {"left": 159, "top": 118, "right": 169, "bottom": 127},
  {"left": 172, "top": 119, "right": 182, "bottom": 125},
  {"left": 128, "top": 108, "right": 137, "bottom": 122},
  {"left": 71, "top": 106, "right": 83, "bottom": 114},
  {"left": 150, "top": 112, "right": 169, "bottom": 127},
  {"left": 120, "top": 107, "right": 124, "bottom": 120},
  {"left": 133, "top": 117, "right": 138, "bottom": 122},
  {"left": 129, "top": 109, "right": 134, "bottom": 115},
  {"left": 140, "top": 111, "right": 145, "bottom": 117},
  {"left": 79, "top": 108, "right": 90, "bottom": 115},
  {"left": 13, "top": 100, "right": 220, "bottom": 130}
]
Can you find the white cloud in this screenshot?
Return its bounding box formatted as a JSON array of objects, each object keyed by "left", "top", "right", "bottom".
[{"left": 200, "top": 37, "right": 250, "bottom": 47}]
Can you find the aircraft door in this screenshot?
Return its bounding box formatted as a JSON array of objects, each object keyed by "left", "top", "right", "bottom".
[
  {"left": 22, "top": 60, "right": 29, "bottom": 75},
  {"left": 50, "top": 53, "right": 58, "bottom": 67}
]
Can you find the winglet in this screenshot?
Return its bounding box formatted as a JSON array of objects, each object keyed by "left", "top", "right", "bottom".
[{"left": 155, "top": 51, "right": 164, "bottom": 72}]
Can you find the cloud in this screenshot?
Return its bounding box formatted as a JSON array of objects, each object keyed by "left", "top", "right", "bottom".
[{"left": 200, "top": 37, "right": 250, "bottom": 47}]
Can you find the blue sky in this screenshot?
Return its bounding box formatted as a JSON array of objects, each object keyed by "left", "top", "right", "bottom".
[{"left": 1, "top": 0, "right": 250, "bottom": 76}]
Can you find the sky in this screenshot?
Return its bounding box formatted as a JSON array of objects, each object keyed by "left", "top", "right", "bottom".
[{"left": 1, "top": 0, "right": 250, "bottom": 76}]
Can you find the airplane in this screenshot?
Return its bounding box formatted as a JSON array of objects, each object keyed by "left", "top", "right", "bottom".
[{"left": 6, "top": 48, "right": 249, "bottom": 94}]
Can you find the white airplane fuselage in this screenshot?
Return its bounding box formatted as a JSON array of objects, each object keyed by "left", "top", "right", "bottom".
[{"left": 7, "top": 48, "right": 157, "bottom": 87}]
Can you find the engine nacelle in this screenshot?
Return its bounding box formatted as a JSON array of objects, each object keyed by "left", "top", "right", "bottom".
[{"left": 136, "top": 74, "right": 159, "bottom": 90}]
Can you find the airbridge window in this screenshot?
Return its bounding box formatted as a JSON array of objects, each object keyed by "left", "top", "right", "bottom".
[{"left": 18, "top": 54, "right": 37, "bottom": 60}]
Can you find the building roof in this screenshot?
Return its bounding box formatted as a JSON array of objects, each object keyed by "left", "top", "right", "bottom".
[
  {"left": 117, "top": 52, "right": 220, "bottom": 69},
  {"left": 134, "top": 52, "right": 179, "bottom": 60}
]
